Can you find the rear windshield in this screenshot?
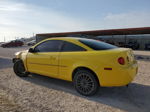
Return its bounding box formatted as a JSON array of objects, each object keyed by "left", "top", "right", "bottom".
[{"left": 79, "top": 39, "right": 118, "bottom": 50}]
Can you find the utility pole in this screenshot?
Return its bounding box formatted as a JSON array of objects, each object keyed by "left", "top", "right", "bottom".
[
  {"left": 125, "top": 35, "right": 127, "bottom": 47},
  {"left": 33, "top": 32, "right": 34, "bottom": 37},
  {"left": 4, "top": 36, "right": 5, "bottom": 42}
]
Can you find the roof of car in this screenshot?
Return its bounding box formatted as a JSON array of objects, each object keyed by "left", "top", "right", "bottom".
[{"left": 47, "top": 37, "right": 89, "bottom": 41}]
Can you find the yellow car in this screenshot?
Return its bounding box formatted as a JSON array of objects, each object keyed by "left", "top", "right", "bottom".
[{"left": 13, "top": 37, "right": 138, "bottom": 96}]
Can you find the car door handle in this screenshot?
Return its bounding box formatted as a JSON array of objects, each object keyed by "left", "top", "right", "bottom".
[{"left": 50, "top": 56, "right": 56, "bottom": 60}]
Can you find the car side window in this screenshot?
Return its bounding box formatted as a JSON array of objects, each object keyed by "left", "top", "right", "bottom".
[
  {"left": 34, "top": 40, "right": 63, "bottom": 52},
  {"left": 61, "top": 41, "right": 86, "bottom": 52}
]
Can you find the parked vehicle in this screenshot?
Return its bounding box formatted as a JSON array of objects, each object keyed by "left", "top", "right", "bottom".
[
  {"left": 27, "top": 40, "right": 36, "bottom": 46},
  {"left": 1, "top": 40, "right": 24, "bottom": 48},
  {"left": 145, "top": 43, "right": 150, "bottom": 50},
  {"left": 13, "top": 37, "right": 138, "bottom": 96},
  {"left": 0, "top": 42, "right": 5, "bottom": 47},
  {"left": 118, "top": 42, "right": 126, "bottom": 47},
  {"left": 126, "top": 41, "right": 139, "bottom": 50}
]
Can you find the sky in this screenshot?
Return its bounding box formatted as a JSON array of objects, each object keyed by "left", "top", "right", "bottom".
[{"left": 0, "top": 0, "right": 150, "bottom": 42}]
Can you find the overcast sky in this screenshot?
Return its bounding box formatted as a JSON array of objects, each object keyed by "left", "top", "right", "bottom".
[{"left": 0, "top": 0, "right": 150, "bottom": 42}]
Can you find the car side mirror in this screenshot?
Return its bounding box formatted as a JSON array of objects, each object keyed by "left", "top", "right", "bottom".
[{"left": 29, "top": 48, "right": 35, "bottom": 53}]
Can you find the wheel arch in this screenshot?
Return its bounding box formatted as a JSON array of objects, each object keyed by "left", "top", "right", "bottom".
[
  {"left": 72, "top": 66, "right": 100, "bottom": 86},
  {"left": 13, "top": 59, "right": 29, "bottom": 77}
]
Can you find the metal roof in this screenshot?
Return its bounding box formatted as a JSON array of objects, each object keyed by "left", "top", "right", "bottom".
[{"left": 36, "top": 27, "right": 150, "bottom": 37}]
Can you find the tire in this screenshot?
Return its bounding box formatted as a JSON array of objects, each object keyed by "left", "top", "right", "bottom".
[
  {"left": 73, "top": 69, "right": 99, "bottom": 96},
  {"left": 13, "top": 60, "right": 29, "bottom": 77},
  {"left": 28, "top": 44, "right": 31, "bottom": 46}
]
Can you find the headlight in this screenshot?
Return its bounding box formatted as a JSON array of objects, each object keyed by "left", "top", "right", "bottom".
[
  {"left": 14, "top": 52, "right": 21, "bottom": 58},
  {"left": 15, "top": 52, "right": 21, "bottom": 56}
]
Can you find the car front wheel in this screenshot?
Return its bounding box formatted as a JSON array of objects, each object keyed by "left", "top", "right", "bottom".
[
  {"left": 73, "top": 69, "right": 99, "bottom": 96},
  {"left": 13, "top": 60, "right": 29, "bottom": 77}
]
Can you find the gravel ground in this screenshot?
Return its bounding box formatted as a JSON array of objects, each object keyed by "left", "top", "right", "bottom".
[
  {"left": 0, "top": 47, "right": 150, "bottom": 112},
  {"left": 0, "top": 46, "right": 30, "bottom": 58}
]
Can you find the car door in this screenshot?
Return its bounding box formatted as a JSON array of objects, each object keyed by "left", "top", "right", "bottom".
[
  {"left": 27, "top": 40, "right": 63, "bottom": 77},
  {"left": 59, "top": 41, "right": 86, "bottom": 80}
]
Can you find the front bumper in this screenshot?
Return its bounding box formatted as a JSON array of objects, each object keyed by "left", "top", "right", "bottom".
[{"left": 12, "top": 58, "right": 19, "bottom": 63}]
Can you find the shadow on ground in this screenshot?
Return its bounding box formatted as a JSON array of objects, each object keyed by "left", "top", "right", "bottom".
[
  {"left": 0, "top": 58, "right": 13, "bottom": 69},
  {"left": 22, "top": 73, "right": 150, "bottom": 112}
]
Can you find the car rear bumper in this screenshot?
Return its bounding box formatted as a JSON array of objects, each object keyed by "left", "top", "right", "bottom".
[{"left": 119, "top": 61, "right": 138, "bottom": 85}]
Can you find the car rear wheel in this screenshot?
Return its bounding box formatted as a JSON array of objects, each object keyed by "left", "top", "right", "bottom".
[
  {"left": 13, "top": 60, "right": 29, "bottom": 77},
  {"left": 73, "top": 70, "right": 99, "bottom": 96}
]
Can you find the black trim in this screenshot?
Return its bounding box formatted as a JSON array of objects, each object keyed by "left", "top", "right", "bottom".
[{"left": 12, "top": 58, "right": 19, "bottom": 63}]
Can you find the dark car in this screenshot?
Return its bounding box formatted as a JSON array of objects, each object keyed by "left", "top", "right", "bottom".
[
  {"left": 1, "top": 40, "right": 24, "bottom": 48},
  {"left": 27, "top": 40, "right": 36, "bottom": 46},
  {"left": 126, "top": 42, "right": 139, "bottom": 50},
  {"left": 145, "top": 43, "right": 150, "bottom": 50}
]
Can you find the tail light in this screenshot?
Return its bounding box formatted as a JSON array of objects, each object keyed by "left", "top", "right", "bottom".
[{"left": 118, "top": 57, "right": 125, "bottom": 65}]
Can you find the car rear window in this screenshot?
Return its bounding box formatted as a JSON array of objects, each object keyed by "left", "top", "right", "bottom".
[{"left": 79, "top": 39, "right": 118, "bottom": 50}]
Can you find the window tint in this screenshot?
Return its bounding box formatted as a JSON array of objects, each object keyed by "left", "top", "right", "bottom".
[
  {"left": 79, "top": 39, "right": 117, "bottom": 50},
  {"left": 34, "top": 40, "right": 63, "bottom": 52},
  {"left": 61, "top": 41, "right": 86, "bottom": 52}
]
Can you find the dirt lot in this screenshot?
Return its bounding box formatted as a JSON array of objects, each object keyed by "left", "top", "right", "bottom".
[
  {"left": 0, "top": 46, "right": 30, "bottom": 59},
  {"left": 0, "top": 47, "right": 150, "bottom": 112}
]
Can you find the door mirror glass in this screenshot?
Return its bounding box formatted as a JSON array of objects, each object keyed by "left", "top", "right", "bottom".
[{"left": 29, "top": 48, "right": 35, "bottom": 53}]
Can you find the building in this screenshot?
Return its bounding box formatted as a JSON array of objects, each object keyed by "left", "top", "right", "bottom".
[{"left": 36, "top": 27, "right": 150, "bottom": 50}]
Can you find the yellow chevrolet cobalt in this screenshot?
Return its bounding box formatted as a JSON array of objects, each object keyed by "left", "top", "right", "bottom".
[{"left": 13, "top": 37, "right": 138, "bottom": 96}]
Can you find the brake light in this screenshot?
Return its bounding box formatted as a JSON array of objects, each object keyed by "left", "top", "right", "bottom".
[{"left": 118, "top": 57, "right": 125, "bottom": 65}]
